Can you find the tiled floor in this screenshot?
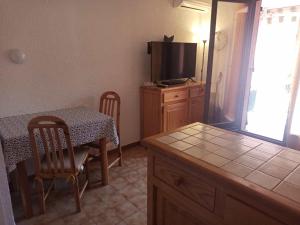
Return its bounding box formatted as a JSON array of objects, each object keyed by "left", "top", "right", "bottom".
[{"left": 14, "top": 145, "right": 147, "bottom": 225}]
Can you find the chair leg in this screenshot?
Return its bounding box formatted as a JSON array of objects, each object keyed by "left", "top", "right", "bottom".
[
  {"left": 35, "top": 177, "right": 45, "bottom": 214},
  {"left": 70, "top": 176, "right": 81, "bottom": 212},
  {"left": 118, "top": 146, "right": 123, "bottom": 166},
  {"left": 85, "top": 161, "right": 90, "bottom": 188}
]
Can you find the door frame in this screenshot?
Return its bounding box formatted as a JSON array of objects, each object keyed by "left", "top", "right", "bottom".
[{"left": 204, "top": 0, "right": 258, "bottom": 130}]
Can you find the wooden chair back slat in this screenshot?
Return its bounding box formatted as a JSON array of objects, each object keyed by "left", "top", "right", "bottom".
[
  {"left": 54, "top": 127, "right": 65, "bottom": 172},
  {"left": 100, "top": 91, "right": 121, "bottom": 135},
  {"left": 39, "top": 127, "right": 53, "bottom": 172},
  {"left": 46, "top": 128, "right": 58, "bottom": 173},
  {"left": 28, "top": 116, "right": 76, "bottom": 176}
]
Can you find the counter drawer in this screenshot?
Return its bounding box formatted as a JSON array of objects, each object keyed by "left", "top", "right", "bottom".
[
  {"left": 164, "top": 90, "right": 188, "bottom": 103},
  {"left": 154, "top": 157, "right": 215, "bottom": 212}
]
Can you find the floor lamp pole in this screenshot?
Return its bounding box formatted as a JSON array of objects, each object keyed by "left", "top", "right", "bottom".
[{"left": 200, "top": 40, "right": 207, "bottom": 84}]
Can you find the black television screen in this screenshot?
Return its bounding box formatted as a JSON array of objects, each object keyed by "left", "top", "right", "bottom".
[{"left": 150, "top": 42, "right": 197, "bottom": 82}]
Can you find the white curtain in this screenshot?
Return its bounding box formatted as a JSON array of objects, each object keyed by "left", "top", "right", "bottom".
[{"left": 0, "top": 144, "right": 15, "bottom": 225}]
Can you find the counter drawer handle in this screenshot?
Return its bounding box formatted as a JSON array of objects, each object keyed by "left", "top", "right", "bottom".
[
  {"left": 174, "top": 95, "right": 179, "bottom": 98},
  {"left": 174, "top": 177, "right": 184, "bottom": 186}
]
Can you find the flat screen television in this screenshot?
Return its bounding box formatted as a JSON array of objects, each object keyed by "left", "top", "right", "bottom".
[{"left": 149, "top": 41, "right": 197, "bottom": 84}]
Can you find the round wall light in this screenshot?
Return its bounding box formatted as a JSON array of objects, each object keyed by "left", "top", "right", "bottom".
[{"left": 9, "top": 49, "right": 26, "bottom": 64}]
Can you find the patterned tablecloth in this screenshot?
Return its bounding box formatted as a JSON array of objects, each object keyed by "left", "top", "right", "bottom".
[
  {"left": 0, "top": 107, "right": 119, "bottom": 171},
  {"left": 0, "top": 144, "right": 15, "bottom": 225}
]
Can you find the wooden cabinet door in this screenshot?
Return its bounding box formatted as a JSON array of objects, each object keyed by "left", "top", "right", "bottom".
[
  {"left": 164, "top": 101, "right": 188, "bottom": 131},
  {"left": 155, "top": 189, "right": 208, "bottom": 225},
  {"left": 190, "top": 96, "right": 205, "bottom": 123}
]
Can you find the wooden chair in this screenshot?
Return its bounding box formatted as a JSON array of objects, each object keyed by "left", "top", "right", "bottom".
[
  {"left": 88, "top": 91, "right": 122, "bottom": 169},
  {"left": 27, "top": 116, "right": 89, "bottom": 213}
]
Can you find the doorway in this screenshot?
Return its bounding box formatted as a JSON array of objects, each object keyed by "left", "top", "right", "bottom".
[{"left": 242, "top": 1, "right": 300, "bottom": 141}]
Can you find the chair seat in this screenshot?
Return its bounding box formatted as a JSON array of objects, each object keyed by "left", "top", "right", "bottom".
[
  {"left": 87, "top": 141, "right": 117, "bottom": 156},
  {"left": 41, "top": 148, "right": 89, "bottom": 173}
]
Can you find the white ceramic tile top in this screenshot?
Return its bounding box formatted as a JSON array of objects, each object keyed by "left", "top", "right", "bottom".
[
  {"left": 181, "top": 128, "right": 200, "bottom": 135},
  {"left": 156, "top": 136, "right": 177, "bottom": 144},
  {"left": 246, "top": 171, "right": 281, "bottom": 190},
  {"left": 169, "top": 132, "right": 189, "bottom": 140},
  {"left": 234, "top": 155, "right": 264, "bottom": 169},
  {"left": 154, "top": 122, "right": 300, "bottom": 204},
  {"left": 193, "top": 132, "right": 215, "bottom": 141},
  {"left": 201, "top": 154, "right": 230, "bottom": 167},
  {"left": 170, "top": 141, "right": 192, "bottom": 151},
  {"left": 182, "top": 136, "right": 202, "bottom": 145},
  {"left": 184, "top": 146, "right": 211, "bottom": 159},
  {"left": 222, "top": 162, "right": 253, "bottom": 178}
]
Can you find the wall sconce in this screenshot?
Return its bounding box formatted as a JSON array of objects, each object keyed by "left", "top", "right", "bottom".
[{"left": 9, "top": 49, "right": 26, "bottom": 64}]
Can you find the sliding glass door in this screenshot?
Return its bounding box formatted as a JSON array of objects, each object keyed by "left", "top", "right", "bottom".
[
  {"left": 241, "top": 2, "right": 300, "bottom": 143},
  {"left": 204, "top": 0, "right": 258, "bottom": 130}
]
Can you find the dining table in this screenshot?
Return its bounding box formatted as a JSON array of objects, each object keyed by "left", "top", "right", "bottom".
[{"left": 0, "top": 106, "right": 119, "bottom": 218}]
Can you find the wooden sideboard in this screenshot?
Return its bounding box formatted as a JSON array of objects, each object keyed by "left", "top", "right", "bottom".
[
  {"left": 143, "top": 122, "right": 300, "bottom": 225},
  {"left": 140, "top": 82, "right": 205, "bottom": 138}
]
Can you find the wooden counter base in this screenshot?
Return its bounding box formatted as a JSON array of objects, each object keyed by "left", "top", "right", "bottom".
[{"left": 144, "top": 123, "right": 300, "bottom": 225}]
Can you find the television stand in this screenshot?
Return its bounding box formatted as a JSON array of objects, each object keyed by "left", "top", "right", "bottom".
[{"left": 160, "top": 79, "right": 186, "bottom": 85}]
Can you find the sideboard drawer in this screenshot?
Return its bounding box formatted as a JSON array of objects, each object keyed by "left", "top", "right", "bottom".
[
  {"left": 164, "top": 89, "right": 188, "bottom": 103},
  {"left": 190, "top": 86, "right": 205, "bottom": 98},
  {"left": 154, "top": 157, "right": 215, "bottom": 211}
]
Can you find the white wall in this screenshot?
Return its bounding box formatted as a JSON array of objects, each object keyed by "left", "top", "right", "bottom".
[{"left": 0, "top": 0, "right": 210, "bottom": 145}]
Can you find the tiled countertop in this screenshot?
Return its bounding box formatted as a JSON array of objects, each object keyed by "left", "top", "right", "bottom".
[{"left": 153, "top": 123, "right": 300, "bottom": 204}]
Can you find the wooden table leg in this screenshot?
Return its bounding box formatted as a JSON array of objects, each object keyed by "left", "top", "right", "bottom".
[
  {"left": 99, "top": 137, "right": 109, "bottom": 185},
  {"left": 16, "top": 161, "right": 33, "bottom": 218}
]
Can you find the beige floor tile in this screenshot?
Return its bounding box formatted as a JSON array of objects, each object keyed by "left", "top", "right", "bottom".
[
  {"left": 118, "top": 184, "right": 143, "bottom": 199},
  {"left": 246, "top": 171, "right": 281, "bottom": 190},
  {"left": 170, "top": 141, "right": 192, "bottom": 151},
  {"left": 222, "top": 162, "right": 253, "bottom": 178},
  {"left": 123, "top": 211, "right": 147, "bottom": 225},
  {"left": 156, "top": 136, "right": 177, "bottom": 144},
  {"left": 201, "top": 154, "right": 230, "bottom": 167},
  {"left": 112, "top": 201, "right": 139, "bottom": 220},
  {"left": 184, "top": 146, "right": 211, "bottom": 159},
  {"left": 268, "top": 156, "right": 299, "bottom": 170},
  {"left": 182, "top": 136, "right": 202, "bottom": 145},
  {"left": 234, "top": 155, "right": 264, "bottom": 169},
  {"left": 259, "top": 163, "right": 292, "bottom": 180},
  {"left": 128, "top": 194, "right": 147, "bottom": 210},
  {"left": 193, "top": 132, "right": 215, "bottom": 141},
  {"left": 285, "top": 173, "right": 300, "bottom": 186},
  {"left": 168, "top": 132, "right": 189, "bottom": 140},
  {"left": 181, "top": 128, "right": 200, "bottom": 135},
  {"left": 90, "top": 208, "right": 122, "bottom": 225},
  {"left": 274, "top": 181, "right": 300, "bottom": 203}
]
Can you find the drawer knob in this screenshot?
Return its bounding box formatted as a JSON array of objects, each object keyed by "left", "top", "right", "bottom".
[
  {"left": 174, "top": 95, "right": 179, "bottom": 98},
  {"left": 174, "top": 177, "right": 184, "bottom": 186}
]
